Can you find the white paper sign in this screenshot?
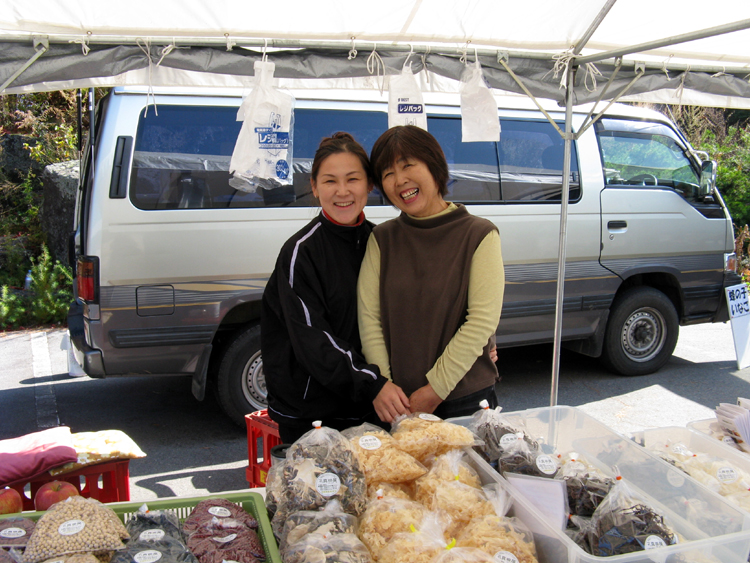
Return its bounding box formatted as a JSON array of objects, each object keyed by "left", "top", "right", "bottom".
[
  {"left": 726, "top": 284, "right": 750, "bottom": 369},
  {"left": 505, "top": 473, "right": 568, "bottom": 531}
]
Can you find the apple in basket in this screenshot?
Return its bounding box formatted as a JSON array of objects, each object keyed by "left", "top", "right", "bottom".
[
  {"left": 0, "top": 487, "right": 23, "bottom": 514},
  {"left": 34, "top": 481, "right": 80, "bottom": 511}
]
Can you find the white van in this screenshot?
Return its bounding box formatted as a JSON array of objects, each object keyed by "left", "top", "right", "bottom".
[{"left": 69, "top": 86, "right": 739, "bottom": 425}]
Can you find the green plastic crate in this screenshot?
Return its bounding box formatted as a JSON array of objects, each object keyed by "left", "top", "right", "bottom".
[{"left": 1, "top": 492, "right": 280, "bottom": 563}]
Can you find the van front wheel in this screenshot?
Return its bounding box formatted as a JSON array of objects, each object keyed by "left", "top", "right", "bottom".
[
  {"left": 216, "top": 324, "right": 268, "bottom": 426},
  {"left": 601, "top": 287, "right": 678, "bottom": 376}
]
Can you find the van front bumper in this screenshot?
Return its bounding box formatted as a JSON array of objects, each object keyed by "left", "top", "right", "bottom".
[{"left": 67, "top": 300, "right": 106, "bottom": 378}]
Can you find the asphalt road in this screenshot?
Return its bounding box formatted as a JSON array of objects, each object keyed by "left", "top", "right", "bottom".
[{"left": 1, "top": 322, "right": 749, "bottom": 502}]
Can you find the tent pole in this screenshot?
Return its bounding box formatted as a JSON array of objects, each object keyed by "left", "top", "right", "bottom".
[
  {"left": 573, "top": 0, "right": 618, "bottom": 54},
  {"left": 550, "top": 61, "right": 575, "bottom": 407},
  {"left": 576, "top": 18, "right": 750, "bottom": 65},
  {"left": 0, "top": 36, "right": 47, "bottom": 93}
]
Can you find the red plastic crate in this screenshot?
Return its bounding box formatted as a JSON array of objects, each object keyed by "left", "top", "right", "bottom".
[
  {"left": 5, "top": 459, "right": 131, "bottom": 512},
  {"left": 245, "top": 409, "right": 281, "bottom": 488}
]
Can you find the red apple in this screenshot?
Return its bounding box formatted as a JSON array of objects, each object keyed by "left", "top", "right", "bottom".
[
  {"left": 0, "top": 487, "right": 23, "bottom": 514},
  {"left": 34, "top": 481, "right": 80, "bottom": 511}
]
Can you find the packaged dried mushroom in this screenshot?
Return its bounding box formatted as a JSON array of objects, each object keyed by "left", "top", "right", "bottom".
[
  {"left": 391, "top": 414, "right": 476, "bottom": 464},
  {"left": 497, "top": 437, "right": 558, "bottom": 479},
  {"left": 125, "top": 505, "right": 184, "bottom": 545},
  {"left": 467, "top": 401, "right": 538, "bottom": 464},
  {"left": 281, "top": 532, "right": 371, "bottom": 563},
  {"left": 555, "top": 453, "right": 614, "bottom": 519},
  {"left": 358, "top": 495, "right": 430, "bottom": 560},
  {"left": 110, "top": 538, "right": 198, "bottom": 563},
  {"left": 342, "top": 424, "right": 427, "bottom": 485},
  {"left": 22, "top": 497, "right": 127, "bottom": 563},
  {"left": 414, "top": 450, "right": 481, "bottom": 505},
  {"left": 279, "top": 500, "right": 358, "bottom": 550},
  {"left": 271, "top": 422, "right": 367, "bottom": 537}
]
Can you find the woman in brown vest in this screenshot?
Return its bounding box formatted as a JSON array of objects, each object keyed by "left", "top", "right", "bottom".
[{"left": 357, "top": 125, "right": 505, "bottom": 420}]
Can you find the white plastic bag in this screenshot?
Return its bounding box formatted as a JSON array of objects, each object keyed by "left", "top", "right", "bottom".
[
  {"left": 229, "top": 60, "right": 295, "bottom": 193},
  {"left": 459, "top": 55, "right": 500, "bottom": 143},
  {"left": 388, "top": 63, "right": 427, "bottom": 130}
]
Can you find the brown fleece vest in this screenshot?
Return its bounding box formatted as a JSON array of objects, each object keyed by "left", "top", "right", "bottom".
[{"left": 374, "top": 204, "right": 499, "bottom": 399}]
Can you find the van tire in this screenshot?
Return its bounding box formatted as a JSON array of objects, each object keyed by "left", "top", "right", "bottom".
[
  {"left": 601, "top": 287, "right": 678, "bottom": 376},
  {"left": 216, "top": 324, "right": 268, "bottom": 426}
]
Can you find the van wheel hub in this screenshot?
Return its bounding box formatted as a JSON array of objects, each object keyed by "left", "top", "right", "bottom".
[
  {"left": 620, "top": 308, "right": 665, "bottom": 362},
  {"left": 242, "top": 351, "right": 266, "bottom": 409}
]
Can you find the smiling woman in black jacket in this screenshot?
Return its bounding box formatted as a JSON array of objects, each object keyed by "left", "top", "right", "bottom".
[{"left": 261, "top": 133, "right": 410, "bottom": 444}]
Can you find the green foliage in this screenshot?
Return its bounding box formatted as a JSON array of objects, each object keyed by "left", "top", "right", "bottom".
[{"left": 0, "top": 244, "right": 72, "bottom": 329}]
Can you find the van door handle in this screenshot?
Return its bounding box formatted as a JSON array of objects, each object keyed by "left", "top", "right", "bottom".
[{"left": 608, "top": 220, "right": 627, "bottom": 230}]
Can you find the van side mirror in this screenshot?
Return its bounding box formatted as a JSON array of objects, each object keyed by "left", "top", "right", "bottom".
[{"left": 700, "top": 160, "right": 717, "bottom": 197}]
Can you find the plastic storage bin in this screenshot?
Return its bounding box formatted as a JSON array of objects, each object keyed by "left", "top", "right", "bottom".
[
  {"left": 5, "top": 459, "right": 130, "bottom": 512},
  {"left": 0, "top": 491, "right": 281, "bottom": 563},
  {"left": 457, "top": 406, "right": 750, "bottom": 563},
  {"left": 245, "top": 409, "right": 282, "bottom": 488}
]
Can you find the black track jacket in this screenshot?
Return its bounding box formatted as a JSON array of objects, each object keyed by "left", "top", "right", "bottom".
[{"left": 261, "top": 212, "right": 388, "bottom": 425}]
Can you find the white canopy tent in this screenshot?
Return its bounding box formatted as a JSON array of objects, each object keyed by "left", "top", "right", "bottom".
[{"left": 2, "top": 0, "right": 749, "bottom": 403}]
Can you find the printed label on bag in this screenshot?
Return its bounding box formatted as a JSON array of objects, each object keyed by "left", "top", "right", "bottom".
[
  {"left": 644, "top": 535, "right": 667, "bottom": 549},
  {"left": 0, "top": 527, "right": 26, "bottom": 538},
  {"left": 397, "top": 100, "right": 424, "bottom": 114},
  {"left": 716, "top": 466, "right": 739, "bottom": 483},
  {"left": 316, "top": 473, "right": 341, "bottom": 497},
  {"left": 134, "top": 550, "right": 163, "bottom": 563},
  {"left": 493, "top": 551, "right": 519, "bottom": 563},
  {"left": 500, "top": 433, "right": 520, "bottom": 448},
  {"left": 723, "top": 436, "right": 737, "bottom": 446},
  {"left": 255, "top": 128, "right": 289, "bottom": 150},
  {"left": 139, "top": 529, "right": 165, "bottom": 541},
  {"left": 212, "top": 534, "right": 238, "bottom": 544},
  {"left": 275, "top": 160, "right": 289, "bottom": 179},
  {"left": 535, "top": 455, "right": 557, "bottom": 475},
  {"left": 359, "top": 436, "right": 382, "bottom": 450},
  {"left": 208, "top": 506, "right": 232, "bottom": 518},
  {"left": 419, "top": 414, "right": 441, "bottom": 422},
  {"left": 58, "top": 520, "right": 85, "bottom": 536},
  {"left": 667, "top": 469, "right": 685, "bottom": 488}
]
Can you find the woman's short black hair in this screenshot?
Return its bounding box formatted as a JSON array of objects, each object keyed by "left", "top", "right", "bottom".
[{"left": 370, "top": 126, "right": 449, "bottom": 200}]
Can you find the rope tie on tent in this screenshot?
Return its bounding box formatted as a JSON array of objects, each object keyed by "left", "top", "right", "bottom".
[
  {"left": 348, "top": 37, "right": 357, "bottom": 60},
  {"left": 136, "top": 38, "right": 158, "bottom": 117},
  {"left": 662, "top": 55, "right": 674, "bottom": 80},
  {"left": 547, "top": 47, "right": 575, "bottom": 89},
  {"left": 421, "top": 46, "right": 431, "bottom": 85},
  {"left": 675, "top": 66, "right": 690, "bottom": 105},
  {"left": 157, "top": 42, "right": 176, "bottom": 66},
  {"left": 459, "top": 41, "right": 470, "bottom": 65},
  {"left": 225, "top": 34, "right": 236, "bottom": 52},
  {"left": 69, "top": 34, "right": 91, "bottom": 56},
  {"left": 367, "top": 45, "right": 385, "bottom": 94},
  {"left": 583, "top": 62, "right": 603, "bottom": 92},
  {"left": 711, "top": 67, "right": 727, "bottom": 78}
]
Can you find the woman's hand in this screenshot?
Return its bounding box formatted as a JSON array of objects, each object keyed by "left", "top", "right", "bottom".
[
  {"left": 409, "top": 384, "right": 442, "bottom": 414},
  {"left": 490, "top": 344, "right": 498, "bottom": 363},
  {"left": 374, "top": 381, "right": 411, "bottom": 423}
]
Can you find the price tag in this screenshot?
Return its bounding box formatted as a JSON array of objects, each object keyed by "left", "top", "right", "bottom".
[
  {"left": 58, "top": 520, "right": 85, "bottom": 536},
  {"left": 419, "top": 414, "right": 441, "bottom": 422},
  {"left": 134, "top": 550, "right": 163, "bottom": 563},
  {"left": 644, "top": 535, "right": 667, "bottom": 549},
  {"left": 535, "top": 455, "right": 558, "bottom": 475},
  {"left": 208, "top": 506, "right": 232, "bottom": 518},
  {"left": 212, "top": 534, "right": 238, "bottom": 544},
  {"left": 139, "top": 529, "right": 165, "bottom": 541},
  {"left": 500, "top": 433, "right": 520, "bottom": 448},
  {"left": 316, "top": 472, "right": 341, "bottom": 497},
  {"left": 359, "top": 435, "right": 382, "bottom": 450},
  {"left": 0, "top": 527, "right": 26, "bottom": 538},
  {"left": 493, "top": 551, "right": 519, "bottom": 563},
  {"left": 716, "top": 466, "right": 739, "bottom": 484}
]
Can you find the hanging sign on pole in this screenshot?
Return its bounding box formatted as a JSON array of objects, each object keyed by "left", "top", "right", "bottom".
[{"left": 726, "top": 283, "right": 750, "bottom": 369}]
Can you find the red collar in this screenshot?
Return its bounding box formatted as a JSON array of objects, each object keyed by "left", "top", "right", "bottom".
[{"left": 322, "top": 210, "right": 365, "bottom": 227}]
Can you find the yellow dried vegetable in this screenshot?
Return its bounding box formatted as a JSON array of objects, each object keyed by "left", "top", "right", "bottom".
[
  {"left": 414, "top": 451, "right": 481, "bottom": 505},
  {"left": 391, "top": 415, "right": 475, "bottom": 464},
  {"left": 431, "top": 481, "right": 495, "bottom": 540},
  {"left": 456, "top": 515, "right": 538, "bottom": 563},
  {"left": 343, "top": 424, "right": 427, "bottom": 485},
  {"left": 358, "top": 497, "right": 428, "bottom": 561}
]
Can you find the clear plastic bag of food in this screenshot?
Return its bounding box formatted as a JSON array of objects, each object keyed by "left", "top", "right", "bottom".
[
  {"left": 391, "top": 414, "right": 477, "bottom": 464},
  {"left": 554, "top": 453, "right": 614, "bottom": 519},
  {"left": 414, "top": 450, "right": 481, "bottom": 505},
  {"left": 433, "top": 546, "right": 495, "bottom": 563},
  {"left": 497, "top": 437, "right": 558, "bottom": 479},
  {"left": 281, "top": 532, "right": 372, "bottom": 563},
  {"left": 358, "top": 494, "right": 430, "bottom": 560},
  {"left": 182, "top": 498, "right": 257, "bottom": 535},
  {"left": 430, "top": 478, "right": 495, "bottom": 540},
  {"left": 467, "top": 402, "right": 538, "bottom": 465},
  {"left": 455, "top": 512, "right": 538, "bottom": 563},
  {"left": 0, "top": 518, "right": 35, "bottom": 548},
  {"left": 186, "top": 519, "right": 265, "bottom": 563},
  {"left": 272, "top": 422, "right": 367, "bottom": 536},
  {"left": 367, "top": 482, "right": 413, "bottom": 501},
  {"left": 110, "top": 538, "right": 198, "bottom": 563},
  {"left": 279, "top": 500, "right": 358, "bottom": 550},
  {"left": 264, "top": 458, "right": 286, "bottom": 517},
  {"left": 378, "top": 513, "right": 448, "bottom": 563},
  {"left": 586, "top": 474, "right": 678, "bottom": 556},
  {"left": 22, "top": 497, "right": 128, "bottom": 563},
  {"left": 343, "top": 423, "right": 427, "bottom": 485},
  {"left": 125, "top": 504, "right": 184, "bottom": 545}
]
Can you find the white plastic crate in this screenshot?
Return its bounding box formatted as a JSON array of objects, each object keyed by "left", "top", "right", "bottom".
[{"left": 455, "top": 406, "right": 750, "bottom": 563}]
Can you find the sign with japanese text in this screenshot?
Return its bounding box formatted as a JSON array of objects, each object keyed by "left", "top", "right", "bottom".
[{"left": 726, "top": 283, "right": 750, "bottom": 369}]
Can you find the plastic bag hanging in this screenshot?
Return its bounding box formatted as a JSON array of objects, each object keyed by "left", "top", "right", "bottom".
[
  {"left": 459, "top": 54, "right": 500, "bottom": 142},
  {"left": 388, "top": 62, "right": 427, "bottom": 130},
  {"left": 229, "top": 60, "right": 295, "bottom": 193}
]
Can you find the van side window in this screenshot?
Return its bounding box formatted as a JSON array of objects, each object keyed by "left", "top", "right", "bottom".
[
  {"left": 129, "top": 106, "right": 389, "bottom": 210},
  {"left": 498, "top": 119, "right": 580, "bottom": 202},
  {"left": 595, "top": 119, "right": 701, "bottom": 202}
]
